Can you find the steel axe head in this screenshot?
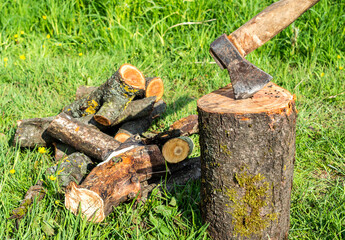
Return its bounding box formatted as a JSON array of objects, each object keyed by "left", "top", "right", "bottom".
[{"left": 210, "top": 34, "right": 272, "bottom": 99}]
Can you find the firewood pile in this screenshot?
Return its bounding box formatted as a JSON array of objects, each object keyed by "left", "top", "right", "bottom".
[{"left": 11, "top": 64, "right": 200, "bottom": 222}]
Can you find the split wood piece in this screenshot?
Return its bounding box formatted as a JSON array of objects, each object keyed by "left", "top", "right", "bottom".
[
  {"left": 46, "top": 113, "right": 121, "bottom": 161},
  {"left": 53, "top": 142, "right": 77, "bottom": 161},
  {"left": 13, "top": 117, "right": 55, "bottom": 148},
  {"left": 13, "top": 115, "right": 107, "bottom": 148},
  {"left": 65, "top": 145, "right": 165, "bottom": 222},
  {"left": 197, "top": 82, "right": 297, "bottom": 239},
  {"left": 63, "top": 64, "right": 145, "bottom": 118},
  {"left": 114, "top": 100, "right": 167, "bottom": 143},
  {"left": 75, "top": 86, "right": 98, "bottom": 100},
  {"left": 46, "top": 152, "right": 94, "bottom": 188},
  {"left": 143, "top": 114, "right": 198, "bottom": 146},
  {"left": 9, "top": 181, "right": 45, "bottom": 220},
  {"left": 162, "top": 136, "right": 194, "bottom": 163},
  {"left": 94, "top": 96, "right": 157, "bottom": 127}
]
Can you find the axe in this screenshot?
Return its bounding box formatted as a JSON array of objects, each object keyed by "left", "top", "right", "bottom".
[{"left": 210, "top": 0, "right": 320, "bottom": 99}]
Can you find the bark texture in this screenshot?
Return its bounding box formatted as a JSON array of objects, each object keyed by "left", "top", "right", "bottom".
[
  {"left": 9, "top": 181, "right": 45, "bottom": 220},
  {"left": 94, "top": 96, "right": 157, "bottom": 127},
  {"left": 53, "top": 142, "right": 77, "bottom": 161},
  {"left": 13, "top": 117, "right": 55, "bottom": 147},
  {"left": 65, "top": 145, "right": 165, "bottom": 222},
  {"left": 63, "top": 64, "right": 145, "bottom": 118},
  {"left": 143, "top": 114, "right": 198, "bottom": 146},
  {"left": 46, "top": 113, "right": 121, "bottom": 161},
  {"left": 13, "top": 115, "right": 106, "bottom": 148},
  {"left": 114, "top": 100, "right": 166, "bottom": 142},
  {"left": 197, "top": 83, "right": 297, "bottom": 240},
  {"left": 46, "top": 152, "right": 94, "bottom": 188},
  {"left": 75, "top": 86, "right": 98, "bottom": 100}
]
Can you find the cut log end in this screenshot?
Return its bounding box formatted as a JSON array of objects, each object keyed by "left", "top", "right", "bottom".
[
  {"left": 114, "top": 132, "right": 131, "bottom": 143},
  {"left": 93, "top": 115, "right": 111, "bottom": 127},
  {"left": 65, "top": 182, "right": 105, "bottom": 222},
  {"left": 120, "top": 64, "right": 146, "bottom": 90},
  {"left": 146, "top": 77, "right": 164, "bottom": 101},
  {"left": 197, "top": 82, "right": 294, "bottom": 115},
  {"left": 162, "top": 136, "right": 194, "bottom": 163}
]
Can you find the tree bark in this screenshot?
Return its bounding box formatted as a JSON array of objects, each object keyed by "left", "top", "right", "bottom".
[
  {"left": 75, "top": 86, "right": 98, "bottom": 100},
  {"left": 9, "top": 181, "right": 45, "bottom": 220},
  {"left": 197, "top": 83, "right": 297, "bottom": 240},
  {"left": 46, "top": 152, "right": 94, "bottom": 188},
  {"left": 46, "top": 113, "right": 121, "bottom": 161},
  {"left": 13, "top": 115, "right": 107, "bottom": 148},
  {"left": 143, "top": 114, "right": 198, "bottom": 146},
  {"left": 13, "top": 117, "right": 55, "bottom": 148},
  {"left": 65, "top": 145, "right": 165, "bottom": 222},
  {"left": 114, "top": 100, "right": 167, "bottom": 143},
  {"left": 53, "top": 142, "right": 77, "bottom": 161},
  {"left": 63, "top": 64, "right": 145, "bottom": 118},
  {"left": 93, "top": 96, "right": 157, "bottom": 127}
]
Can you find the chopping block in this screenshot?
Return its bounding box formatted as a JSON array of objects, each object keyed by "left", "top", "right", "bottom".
[{"left": 197, "top": 82, "right": 297, "bottom": 239}]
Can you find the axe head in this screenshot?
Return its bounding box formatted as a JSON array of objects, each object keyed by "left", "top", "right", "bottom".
[{"left": 210, "top": 34, "right": 272, "bottom": 99}]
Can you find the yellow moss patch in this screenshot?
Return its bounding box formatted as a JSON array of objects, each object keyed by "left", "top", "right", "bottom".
[
  {"left": 85, "top": 99, "right": 99, "bottom": 115},
  {"left": 220, "top": 144, "right": 231, "bottom": 156},
  {"left": 225, "top": 169, "right": 277, "bottom": 238}
]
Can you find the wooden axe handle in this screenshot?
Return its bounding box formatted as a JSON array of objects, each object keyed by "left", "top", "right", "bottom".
[{"left": 228, "top": 0, "right": 320, "bottom": 56}]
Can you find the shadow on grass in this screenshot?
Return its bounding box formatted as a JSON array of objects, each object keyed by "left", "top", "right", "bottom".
[{"left": 159, "top": 95, "right": 195, "bottom": 121}]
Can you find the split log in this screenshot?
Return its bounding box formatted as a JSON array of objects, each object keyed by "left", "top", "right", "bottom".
[
  {"left": 93, "top": 96, "right": 157, "bottom": 127},
  {"left": 197, "top": 83, "right": 297, "bottom": 239},
  {"left": 65, "top": 145, "right": 165, "bottom": 222},
  {"left": 9, "top": 181, "right": 45, "bottom": 220},
  {"left": 63, "top": 64, "right": 145, "bottom": 118},
  {"left": 46, "top": 152, "right": 94, "bottom": 188},
  {"left": 143, "top": 114, "right": 198, "bottom": 146},
  {"left": 13, "top": 117, "right": 55, "bottom": 148},
  {"left": 114, "top": 100, "right": 167, "bottom": 143},
  {"left": 46, "top": 113, "right": 121, "bottom": 161},
  {"left": 53, "top": 142, "right": 77, "bottom": 161},
  {"left": 162, "top": 136, "right": 194, "bottom": 163}
]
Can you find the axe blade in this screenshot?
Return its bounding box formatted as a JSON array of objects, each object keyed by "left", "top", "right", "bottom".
[{"left": 210, "top": 34, "right": 272, "bottom": 99}]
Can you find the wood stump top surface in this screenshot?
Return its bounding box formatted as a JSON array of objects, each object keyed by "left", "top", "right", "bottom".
[{"left": 197, "top": 82, "right": 294, "bottom": 114}]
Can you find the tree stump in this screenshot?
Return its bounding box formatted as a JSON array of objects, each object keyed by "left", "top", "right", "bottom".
[{"left": 197, "top": 83, "right": 297, "bottom": 239}]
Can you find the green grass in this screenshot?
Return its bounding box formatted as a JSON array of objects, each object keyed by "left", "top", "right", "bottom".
[{"left": 0, "top": 0, "right": 344, "bottom": 239}]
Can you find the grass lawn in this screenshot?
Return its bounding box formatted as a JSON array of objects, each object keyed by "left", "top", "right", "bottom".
[{"left": 0, "top": 0, "right": 344, "bottom": 239}]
